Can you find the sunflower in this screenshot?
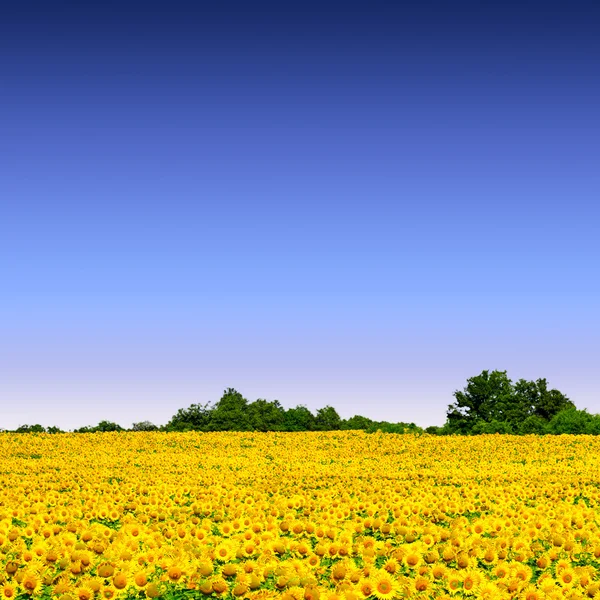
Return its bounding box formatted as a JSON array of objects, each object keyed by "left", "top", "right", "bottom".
[
  {"left": 81, "top": 577, "right": 102, "bottom": 594},
  {"left": 575, "top": 568, "right": 591, "bottom": 588},
  {"left": 456, "top": 552, "right": 474, "bottom": 570},
  {"left": 1, "top": 584, "right": 17, "bottom": 599},
  {"left": 133, "top": 571, "right": 148, "bottom": 588},
  {"left": 476, "top": 581, "right": 500, "bottom": 600},
  {"left": 304, "top": 587, "right": 321, "bottom": 600},
  {"left": 99, "top": 585, "right": 118, "bottom": 600},
  {"left": 112, "top": 572, "right": 128, "bottom": 590},
  {"left": 441, "top": 546, "right": 456, "bottom": 563},
  {"left": 522, "top": 584, "right": 543, "bottom": 600},
  {"left": 514, "top": 564, "right": 532, "bottom": 583},
  {"left": 332, "top": 564, "right": 348, "bottom": 583},
  {"left": 493, "top": 563, "right": 509, "bottom": 580},
  {"left": 555, "top": 559, "right": 571, "bottom": 573},
  {"left": 19, "top": 571, "right": 42, "bottom": 595},
  {"left": 297, "top": 542, "right": 310, "bottom": 556},
  {"left": 383, "top": 559, "right": 399, "bottom": 575},
  {"left": 371, "top": 571, "right": 400, "bottom": 600},
  {"left": 222, "top": 563, "right": 238, "bottom": 578},
  {"left": 482, "top": 547, "right": 497, "bottom": 564},
  {"left": 461, "top": 570, "right": 480, "bottom": 596},
  {"left": 412, "top": 575, "right": 432, "bottom": 594},
  {"left": 52, "top": 580, "right": 72, "bottom": 597},
  {"left": 307, "top": 555, "right": 320, "bottom": 568},
  {"left": 358, "top": 578, "right": 374, "bottom": 599},
  {"left": 212, "top": 577, "right": 229, "bottom": 595},
  {"left": 75, "top": 586, "right": 95, "bottom": 600},
  {"left": 214, "top": 541, "right": 235, "bottom": 563},
  {"left": 536, "top": 554, "right": 551, "bottom": 570},
  {"left": 558, "top": 568, "right": 577, "bottom": 588},
  {"left": 402, "top": 547, "right": 422, "bottom": 570},
  {"left": 446, "top": 572, "right": 462, "bottom": 595},
  {"left": 97, "top": 562, "right": 115, "bottom": 579}
]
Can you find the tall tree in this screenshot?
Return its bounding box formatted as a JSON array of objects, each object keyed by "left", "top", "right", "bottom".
[
  {"left": 341, "top": 415, "right": 374, "bottom": 430},
  {"left": 446, "top": 370, "right": 514, "bottom": 433},
  {"left": 530, "top": 378, "right": 574, "bottom": 420},
  {"left": 247, "top": 399, "right": 285, "bottom": 431},
  {"left": 283, "top": 405, "right": 316, "bottom": 431},
  {"left": 166, "top": 402, "right": 213, "bottom": 431},
  {"left": 314, "top": 405, "right": 342, "bottom": 431},
  {"left": 209, "top": 388, "right": 251, "bottom": 431}
]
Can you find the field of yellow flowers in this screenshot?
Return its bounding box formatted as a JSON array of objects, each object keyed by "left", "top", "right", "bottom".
[{"left": 1, "top": 432, "right": 600, "bottom": 600}]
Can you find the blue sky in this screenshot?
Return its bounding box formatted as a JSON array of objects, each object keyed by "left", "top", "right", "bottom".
[{"left": 1, "top": 1, "right": 599, "bottom": 429}]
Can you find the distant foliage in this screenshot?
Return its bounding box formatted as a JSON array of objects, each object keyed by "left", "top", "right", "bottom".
[
  {"left": 4, "top": 374, "right": 598, "bottom": 434},
  {"left": 131, "top": 421, "right": 159, "bottom": 432},
  {"left": 445, "top": 370, "right": 583, "bottom": 434},
  {"left": 161, "top": 389, "right": 425, "bottom": 434}
]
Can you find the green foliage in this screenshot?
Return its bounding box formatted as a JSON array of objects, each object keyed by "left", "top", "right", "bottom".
[
  {"left": 424, "top": 425, "right": 442, "bottom": 435},
  {"left": 341, "top": 415, "right": 375, "bottom": 430},
  {"left": 131, "top": 421, "right": 159, "bottom": 431},
  {"left": 74, "top": 421, "right": 124, "bottom": 433},
  {"left": 283, "top": 405, "right": 316, "bottom": 431},
  {"left": 14, "top": 424, "right": 46, "bottom": 433},
  {"left": 517, "top": 415, "right": 547, "bottom": 435},
  {"left": 314, "top": 406, "right": 342, "bottom": 431},
  {"left": 165, "top": 402, "right": 213, "bottom": 432},
  {"left": 209, "top": 388, "right": 251, "bottom": 431},
  {"left": 366, "top": 421, "right": 424, "bottom": 434},
  {"left": 94, "top": 420, "right": 124, "bottom": 432},
  {"left": 247, "top": 399, "right": 285, "bottom": 432},
  {"left": 546, "top": 408, "right": 600, "bottom": 435},
  {"left": 6, "top": 375, "right": 596, "bottom": 436},
  {"left": 445, "top": 370, "right": 578, "bottom": 435},
  {"left": 447, "top": 370, "right": 514, "bottom": 433},
  {"left": 9, "top": 424, "right": 63, "bottom": 433},
  {"left": 513, "top": 378, "right": 574, "bottom": 421},
  {"left": 471, "top": 419, "right": 515, "bottom": 435}
]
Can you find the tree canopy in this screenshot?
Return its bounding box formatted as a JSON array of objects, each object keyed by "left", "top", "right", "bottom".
[
  {"left": 446, "top": 370, "right": 576, "bottom": 434},
  {"left": 5, "top": 374, "right": 597, "bottom": 435}
]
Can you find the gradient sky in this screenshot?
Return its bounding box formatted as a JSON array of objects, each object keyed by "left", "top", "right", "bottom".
[{"left": 1, "top": 1, "right": 599, "bottom": 430}]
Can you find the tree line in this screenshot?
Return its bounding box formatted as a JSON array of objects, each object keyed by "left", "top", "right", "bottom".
[{"left": 5, "top": 371, "right": 600, "bottom": 435}]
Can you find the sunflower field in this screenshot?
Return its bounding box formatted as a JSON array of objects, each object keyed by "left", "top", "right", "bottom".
[{"left": 1, "top": 432, "right": 600, "bottom": 600}]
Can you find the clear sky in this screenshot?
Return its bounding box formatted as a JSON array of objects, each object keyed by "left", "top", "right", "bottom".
[{"left": 1, "top": 1, "right": 599, "bottom": 430}]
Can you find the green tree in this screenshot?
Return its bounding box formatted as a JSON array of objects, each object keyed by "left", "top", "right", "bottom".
[
  {"left": 528, "top": 378, "right": 574, "bottom": 420},
  {"left": 247, "top": 399, "right": 285, "bottom": 431},
  {"left": 94, "top": 421, "right": 124, "bottom": 432},
  {"left": 512, "top": 378, "right": 574, "bottom": 422},
  {"left": 283, "top": 405, "right": 316, "bottom": 431},
  {"left": 446, "top": 370, "right": 514, "bottom": 433},
  {"left": 209, "top": 388, "right": 251, "bottom": 431},
  {"left": 314, "top": 406, "right": 342, "bottom": 431},
  {"left": 546, "top": 408, "right": 598, "bottom": 434},
  {"left": 425, "top": 425, "right": 445, "bottom": 435},
  {"left": 341, "top": 415, "right": 374, "bottom": 430},
  {"left": 517, "top": 415, "right": 547, "bottom": 435},
  {"left": 471, "top": 420, "right": 514, "bottom": 434},
  {"left": 367, "top": 421, "right": 423, "bottom": 434},
  {"left": 14, "top": 424, "right": 46, "bottom": 433},
  {"left": 131, "top": 421, "right": 159, "bottom": 431},
  {"left": 166, "top": 402, "right": 213, "bottom": 431}
]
